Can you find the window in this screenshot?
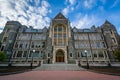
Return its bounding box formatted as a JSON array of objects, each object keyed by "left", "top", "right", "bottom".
[
  {"left": 63, "top": 27, "right": 66, "bottom": 32},
  {"left": 99, "top": 53, "right": 103, "bottom": 57},
  {"left": 96, "top": 42, "right": 100, "bottom": 48},
  {"left": 54, "top": 34, "right": 57, "bottom": 38},
  {"left": 79, "top": 43, "right": 83, "bottom": 48},
  {"left": 98, "top": 51, "right": 104, "bottom": 57},
  {"left": 112, "top": 38, "right": 116, "bottom": 43},
  {"left": 15, "top": 42, "right": 18, "bottom": 48},
  {"left": 42, "top": 42, "right": 45, "bottom": 48},
  {"left": 48, "top": 53, "right": 50, "bottom": 57},
  {"left": 58, "top": 26, "right": 62, "bottom": 32},
  {"left": 3, "top": 37, "right": 7, "bottom": 42},
  {"left": 31, "top": 42, "right": 34, "bottom": 48},
  {"left": 58, "top": 34, "right": 62, "bottom": 38},
  {"left": 13, "top": 51, "right": 16, "bottom": 58},
  {"left": 70, "top": 53, "right": 72, "bottom": 57},
  {"left": 29, "top": 51, "right": 33, "bottom": 57},
  {"left": 81, "top": 52, "right": 85, "bottom": 57},
  {"left": 75, "top": 42, "right": 79, "bottom": 49},
  {"left": 91, "top": 42, "right": 94, "bottom": 48},
  {"left": 17, "top": 51, "right": 22, "bottom": 57},
  {"left": 110, "top": 29, "right": 113, "bottom": 34},
  {"left": 94, "top": 53, "right": 97, "bottom": 58},
  {"left": 54, "top": 27, "right": 57, "bottom": 31},
  {"left": 19, "top": 43, "right": 23, "bottom": 48},
  {"left": 63, "top": 34, "right": 66, "bottom": 38},
  {"left": 78, "top": 52, "right": 80, "bottom": 57},
  {"left": 41, "top": 51, "right": 43, "bottom": 57},
  {"left": 36, "top": 42, "right": 40, "bottom": 48},
  {"left": 25, "top": 44, "right": 28, "bottom": 48},
  {"left": 102, "top": 42, "right": 105, "bottom": 47},
  {"left": 1, "top": 46, "right": 4, "bottom": 51},
  {"left": 34, "top": 51, "right": 39, "bottom": 57},
  {"left": 23, "top": 51, "right": 27, "bottom": 57}
]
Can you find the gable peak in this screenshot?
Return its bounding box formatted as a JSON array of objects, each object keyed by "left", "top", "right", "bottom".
[{"left": 54, "top": 12, "right": 67, "bottom": 19}]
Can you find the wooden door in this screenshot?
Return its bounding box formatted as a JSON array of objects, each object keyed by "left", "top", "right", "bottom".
[{"left": 56, "top": 51, "right": 64, "bottom": 62}]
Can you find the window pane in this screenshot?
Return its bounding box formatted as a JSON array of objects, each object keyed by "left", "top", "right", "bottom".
[
  {"left": 58, "top": 26, "right": 62, "bottom": 32},
  {"left": 34, "top": 51, "right": 39, "bottom": 57},
  {"left": 23, "top": 51, "right": 27, "bottom": 57},
  {"left": 17, "top": 51, "right": 22, "bottom": 57}
]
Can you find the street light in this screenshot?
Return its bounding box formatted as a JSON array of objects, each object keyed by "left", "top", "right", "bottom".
[
  {"left": 31, "top": 49, "right": 35, "bottom": 69},
  {"left": 85, "top": 50, "right": 89, "bottom": 69},
  {"left": 8, "top": 40, "right": 12, "bottom": 67}
]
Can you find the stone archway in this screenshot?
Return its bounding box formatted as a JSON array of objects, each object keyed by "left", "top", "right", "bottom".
[{"left": 56, "top": 49, "right": 64, "bottom": 62}]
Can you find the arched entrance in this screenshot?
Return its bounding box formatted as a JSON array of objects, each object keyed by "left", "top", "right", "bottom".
[{"left": 56, "top": 49, "right": 64, "bottom": 62}]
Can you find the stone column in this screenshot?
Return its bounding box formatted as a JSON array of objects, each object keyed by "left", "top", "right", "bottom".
[
  {"left": 52, "top": 49, "right": 55, "bottom": 64},
  {"left": 64, "top": 48, "right": 68, "bottom": 64}
]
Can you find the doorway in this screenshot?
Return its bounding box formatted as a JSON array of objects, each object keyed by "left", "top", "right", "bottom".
[{"left": 56, "top": 50, "right": 64, "bottom": 62}]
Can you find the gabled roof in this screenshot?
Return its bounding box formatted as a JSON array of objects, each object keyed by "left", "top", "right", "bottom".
[
  {"left": 54, "top": 12, "right": 67, "bottom": 19},
  {"left": 104, "top": 20, "right": 111, "bottom": 24}
]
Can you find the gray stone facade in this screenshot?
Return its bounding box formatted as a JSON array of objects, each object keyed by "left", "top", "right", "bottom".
[{"left": 0, "top": 13, "right": 120, "bottom": 64}]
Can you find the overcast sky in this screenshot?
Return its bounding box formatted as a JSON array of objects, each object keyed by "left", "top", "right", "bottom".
[{"left": 0, "top": 0, "right": 120, "bottom": 34}]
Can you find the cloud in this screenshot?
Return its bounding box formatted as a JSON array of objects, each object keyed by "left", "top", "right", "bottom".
[
  {"left": 72, "top": 14, "right": 100, "bottom": 29},
  {"left": 0, "top": 0, "right": 51, "bottom": 32},
  {"left": 62, "top": 0, "right": 75, "bottom": 16},
  {"left": 69, "top": 0, "right": 75, "bottom": 5},
  {"left": 100, "top": 0, "right": 106, "bottom": 4},
  {"left": 62, "top": 6, "right": 69, "bottom": 16},
  {"left": 0, "top": 30, "right": 2, "bottom": 33},
  {"left": 65, "top": 0, "right": 75, "bottom": 5},
  {"left": 118, "top": 28, "right": 120, "bottom": 34},
  {"left": 84, "top": 0, "right": 96, "bottom": 9},
  {"left": 111, "top": 0, "right": 119, "bottom": 8},
  {"left": 0, "top": 27, "right": 3, "bottom": 33}
]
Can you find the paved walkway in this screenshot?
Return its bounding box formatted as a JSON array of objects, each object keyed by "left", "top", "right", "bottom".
[{"left": 0, "top": 71, "right": 120, "bottom": 80}]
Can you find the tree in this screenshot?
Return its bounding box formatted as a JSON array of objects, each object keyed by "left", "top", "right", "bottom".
[
  {"left": 0, "top": 51, "right": 7, "bottom": 62},
  {"left": 0, "top": 41, "right": 1, "bottom": 48},
  {"left": 114, "top": 48, "right": 120, "bottom": 61}
]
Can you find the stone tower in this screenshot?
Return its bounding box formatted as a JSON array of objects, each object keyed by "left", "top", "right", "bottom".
[
  {"left": 101, "top": 20, "right": 120, "bottom": 61},
  {"left": 49, "top": 12, "right": 71, "bottom": 63},
  {"left": 0, "top": 21, "right": 21, "bottom": 59}
]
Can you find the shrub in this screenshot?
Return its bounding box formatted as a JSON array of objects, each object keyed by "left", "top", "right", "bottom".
[
  {"left": 114, "top": 48, "right": 120, "bottom": 61},
  {"left": 0, "top": 51, "right": 7, "bottom": 62}
]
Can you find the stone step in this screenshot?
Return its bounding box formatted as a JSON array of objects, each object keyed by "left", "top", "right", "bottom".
[{"left": 34, "top": 63, "right": 86, "bottom": 71}]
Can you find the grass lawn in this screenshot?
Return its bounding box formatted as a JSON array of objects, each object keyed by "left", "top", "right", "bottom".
[
  {"left": 0, "top": 66, "right": 32, "bottom": 74},
  {"left": 85, "top": 66, "right": 120, "bottom": 75}
]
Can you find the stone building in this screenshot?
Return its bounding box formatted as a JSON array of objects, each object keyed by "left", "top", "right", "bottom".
[{"left": 0, "top": 13, "right": 119, "bottom": 64}]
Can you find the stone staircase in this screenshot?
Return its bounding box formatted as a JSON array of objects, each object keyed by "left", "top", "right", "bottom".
[{"left": 34, "top": 63, "right": 86, "bottom": 71}]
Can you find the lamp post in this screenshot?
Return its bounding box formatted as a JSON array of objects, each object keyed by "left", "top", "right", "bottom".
[
  {"left": 31, "top": 49, "right": 35, "bottom": 69},
  {"left": 8, "top": 40, "right": 12, "bottom": 67},
  {"left": 85, "top": 50, "right": 89, "bottom": 69}
]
